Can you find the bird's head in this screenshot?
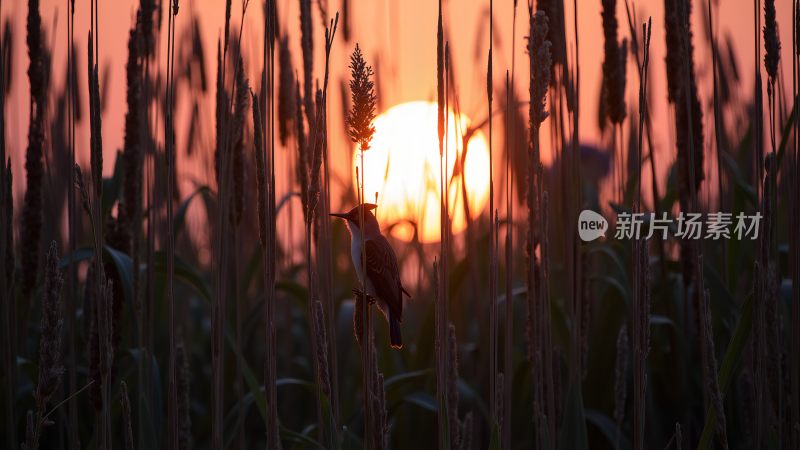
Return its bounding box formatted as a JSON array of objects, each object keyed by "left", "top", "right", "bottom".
[{"left": 330, "top": 203, "right": 380, "bottom": 235}]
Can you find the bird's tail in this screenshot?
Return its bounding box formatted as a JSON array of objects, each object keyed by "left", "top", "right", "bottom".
[{"left": 389, "top": 314, "right": 402, "bottom": 349}]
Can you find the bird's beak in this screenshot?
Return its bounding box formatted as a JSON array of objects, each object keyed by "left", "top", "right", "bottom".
[{"left": 330, "top": 212, "right": 348, "bottom": 219}]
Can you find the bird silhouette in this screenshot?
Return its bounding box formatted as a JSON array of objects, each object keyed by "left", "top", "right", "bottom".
[{"left": 331, "top": 203, "right": 409, "bottom": 349}]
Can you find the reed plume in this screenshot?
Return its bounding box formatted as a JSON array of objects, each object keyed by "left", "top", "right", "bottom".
[
  {"left": 527, "top": 8, "right": 553, "bottom": 447},
  {"left": 24, "top": 242, "right": 65, "bottom": 450},
  {"left": 602, "top": 0, "right": 626, "bottom": 124},
  {"left": 346, "top": 44, "right": 377, "bottom": 152},
  {"left": 763, "top": 0, "right": 780, "bottom": 81},
  {"left": 230, "top": 55, "right": 250, "bottom": 226},
  {"left": 663, "top": 0, "right": 704, "bottom": 197},
  {"left": 278, "top": 36, "right": 295, "bottom": 146},
  {"left": 119, "top": 12, "right": 145, "bottom": 256},
  {"left": 87, "top": 34, "right": 103, "bottom": 199},
  {"left": 664, "top": 0, "right": 704, "bottom": 298},
  {"left": 214, "top": 40, "right": 228, "bottom": 183},
  {"left": 295, "top": 78, "right": 309, "bottom": 219},
  {"left": 20, "top": 0, "right": 49, "bottom": 300},
  {"left": 299, "top": 0, "right": 314, "bottom": 128},
  {"left": 253, "top": 92, "right": 268, "bottom": 245},
  {"left": 308, "top": 87, "right": 325, "bottom": 218},
  {"left": 536, "top": 0, "right": 566, "bottom": 71},
  {"left": 35, "top": 241, "right": 65, "bottom": 410},
  {"left": 529, "top": 11, "right": 552, "bottom": 131}
]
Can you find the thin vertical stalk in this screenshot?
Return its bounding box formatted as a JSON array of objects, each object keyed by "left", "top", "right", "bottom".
[
  {"left": 164, "top": 2, "right": 179, "bottom": 448},
  {"left": 793, "top": 3, "right": 800, "bottom": 447},
  {"left": 260, "top": 2, "right": 280, "bottom": 447},
  {"left": 503, "top": 69, "right": 514, "bottom": 450},
  {"left": 528, "top": 8, "right": 552, "bottom": 448},
  {"left": 633, "top": 19, "right": 652, "bottom": 450},
  {"left": 503, "top": 3, "right": 519, "bottom": 447},
  {"left": 0, "top": 0, "right": 12, "bottom": 442},
  {"left": 436, "top": 2, "right": 449, "bottom": 447},
  {"left": 307, "top": 17, "right": 338, "bottom": 446},
  {"left": 571, "top": 0, "right": 583, "bottom": 386},
  {"left": 66, "top": 0, "right": 77, "bottom": 447},
  {"left": 706, "top": 0, "right": 728, "bottom": 282},
  {"left": 487, "top": 0, "right": 498, "bottom": 435}
]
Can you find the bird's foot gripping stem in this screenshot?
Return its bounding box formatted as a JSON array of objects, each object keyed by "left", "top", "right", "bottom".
[
  {"left": 351, "top": 288, "right": 377, "bottom": 305},
  {"left": 351, "top": 288, "right": 376, "bottom": 347}
]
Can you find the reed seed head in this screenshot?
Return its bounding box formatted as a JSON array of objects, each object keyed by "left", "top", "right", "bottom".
[
  {"left": 230, "top": 55, "right": 250, "bottom": 226},
  {"left": 20, "top": 0, "right": 49, "bottom": 301},
  {"left": 252, "top": 92, "right": 268, "bottom": 247},
  {"left": 763, "top": 0, "right": 780, "bottom": 80},
  {"left": 602, "top": 0, "right": 626, "bottom": 124},
  {"left": 295, "top": 77, "right": 309, "bottom": 219},
  {"left": 278, "top": 36, "right": 295, "bottom": 146},
  {"left": 346, "top": 44, "right": 377, "bottom": 151},
  {"left": 119, "top": 15, "right": 145, "bottom": 251},
  {"left": 536, "top": 0, "right": 566, "bottom": 74},
  {"left": 529, "top": 10, "right": 552, "bottom": 128},
  {"left": 35, "top": 241, "right": 64, "bottom": 409},
  {"left": 307, "top": 88, "right": 325, "bottom": 221}
]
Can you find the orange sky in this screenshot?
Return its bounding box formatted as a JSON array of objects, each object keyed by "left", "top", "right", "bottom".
[{"left": 2, "top": 0, "right": 797, "bottom": 219}]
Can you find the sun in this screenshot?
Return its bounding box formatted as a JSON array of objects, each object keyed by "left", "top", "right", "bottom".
[{"left": 352, "top": 101, "right": 491, "bottom": 243}]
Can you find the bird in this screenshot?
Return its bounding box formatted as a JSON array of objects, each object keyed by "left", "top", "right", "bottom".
[{"left": 331, "top": 203, "right": 409, "bottom": 349}]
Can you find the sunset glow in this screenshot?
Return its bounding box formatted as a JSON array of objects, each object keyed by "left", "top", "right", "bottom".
[{"left": 352, "top": 101, "right": 490, "bottom": 243}]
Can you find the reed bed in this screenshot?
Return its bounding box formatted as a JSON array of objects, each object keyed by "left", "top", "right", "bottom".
[{"left": 0, "top": 0, "right": 798, "bottom": 449}]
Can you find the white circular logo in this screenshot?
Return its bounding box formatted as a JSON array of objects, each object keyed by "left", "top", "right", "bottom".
[{"left": 578, "top": 210, "right": 608, "bottom": 242}]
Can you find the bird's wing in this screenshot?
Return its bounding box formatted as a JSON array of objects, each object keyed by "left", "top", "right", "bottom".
[{"left": 364, "top": 236, "right": 403, "bottom": 320}]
